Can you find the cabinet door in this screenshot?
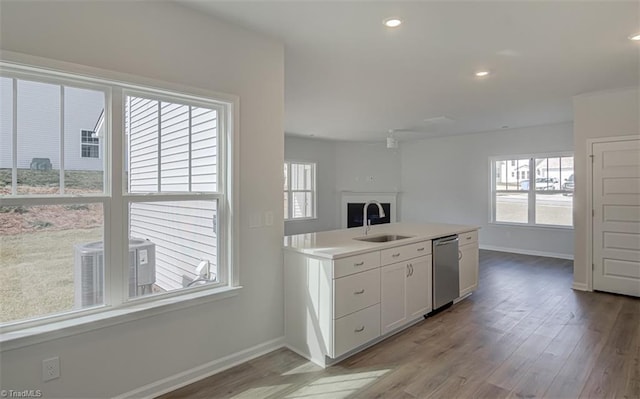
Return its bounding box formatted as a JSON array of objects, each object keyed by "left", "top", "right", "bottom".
[
  {"left": 459, "top": 243, "right": 479, "bottom": 297},
  {"left": 407, "top": 255, "right": 432, "bottom": 319},
  {"left": 381, "top": 262, "right": 407, "bottom": 334}
]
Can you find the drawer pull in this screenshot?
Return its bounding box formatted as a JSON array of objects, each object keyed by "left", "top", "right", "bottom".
[
  {"left": 354, "top": 326, "right": 365, "bottom": 333},
  {"left": 392, "top": 253, "right": 401, "bottom": 258},
  {"left": 354, "top": 261, "right": 365, "bottom": 266},
  {"left": 354, "top": 289, "right": 365, "bottom": 295},
  {"left": 417, "top": 247, "right": 425, "bottom": 252},
  {"left": 466, "top": 236, "right": 472, "bottom": 240},
  {"left": 458, "top": 250, "right": 462, "bottom": 261}
]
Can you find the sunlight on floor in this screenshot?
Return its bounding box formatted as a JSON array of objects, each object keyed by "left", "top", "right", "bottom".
[
  {"left": 284, "top": 369, "right": 390, "bottom": 399},
  {"left": 230, "top": 384, "right": 292, "bottom": 399},
  {"left": 281, "top": 362, "right": 324, "bottom": 376}
]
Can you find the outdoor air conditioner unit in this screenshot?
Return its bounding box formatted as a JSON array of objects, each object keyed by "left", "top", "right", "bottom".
[{"left": 73, "top": 238, "right": 156, "bottom": 308}]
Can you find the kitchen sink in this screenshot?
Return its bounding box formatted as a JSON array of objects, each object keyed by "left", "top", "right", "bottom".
[{"left": 353, "top": 234, "right": 414, "bottom": 243}]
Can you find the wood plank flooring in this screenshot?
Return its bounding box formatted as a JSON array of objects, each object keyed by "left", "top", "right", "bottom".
[{"left": 160, "top": 250, "right": 640, "bottom": 399}]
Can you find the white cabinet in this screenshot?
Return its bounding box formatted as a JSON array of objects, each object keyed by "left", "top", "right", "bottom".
[
  {"left": 458, "top": 230, "right": 479, "bottom": 297},
  {"left": 381, "top": 242, "right": 432, "bottom": 335},
  {"left": 284, "top": 249, "right": 382, "bottom": 367},
  {"left": 407, "top": 256, "right": 432, "bottom": 319}
]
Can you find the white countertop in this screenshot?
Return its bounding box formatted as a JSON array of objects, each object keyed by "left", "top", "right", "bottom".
[{"left": 284, "top": 222, "right": 479, "bottom": 259}]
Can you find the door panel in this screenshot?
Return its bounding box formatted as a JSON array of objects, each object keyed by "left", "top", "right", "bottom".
[
  {"left": 380, "top": 262, "right": 407, "bottom": 334},
  {"left": 406, "top": 255, "right": 432, "bottom": 319},
  {"left": 593, "top": 138, "right": 640, "bottom": 297}
]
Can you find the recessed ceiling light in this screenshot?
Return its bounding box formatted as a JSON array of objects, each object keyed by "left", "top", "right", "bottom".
[
  {"left": 475, "top": 71, "right": 490, "bottom": 77},
  {"left": 383, "top": 18, "right": 402, "bottom": 28},
  {"left": 629, "top": 33, "right": 640, "bottom": 41}
]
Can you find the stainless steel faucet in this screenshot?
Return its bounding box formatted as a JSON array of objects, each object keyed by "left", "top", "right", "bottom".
[{"left": 363, "top": 200, "right": 386, "bottom": 235}]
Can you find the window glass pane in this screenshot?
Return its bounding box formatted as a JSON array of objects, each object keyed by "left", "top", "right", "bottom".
[
  {"left": 283, "top": 163, "right": 288, "bottom": 190},
  {"left": 126, "top": 97, "right": 218, "bottom": 194},
  {"left": 0, "top": 78, "right": 13, "bottom": 195},
  {"left": 497, "top": 158, "right": 529, "bottom": 191},
  {"left": 560, "top": 156, "right": 574, "bottom": 195},
  {"left": 0, "top": 203, "right": 104, "bottom": 323},
  {"left": 292, "top": 191, "right": 313, "bottom": 218},
  {"left": 128, "top": 200, "right": 218, "bottom": 298},
  {"left": 65, "top": 87, "right": 105, "bottom": 194},
  {"left": 495, "top": 192, "right": 528, "bottom": 223},
  {"left": 127, "top": 97, "right": 159, "bottom": 193},
  {"left": 16, "top": 80, "right": 61, "bottom": 195},
  {"left": 534, "top": 157, "right": 560, "bottom": 191},
  {"left": 536, "top": 193, "right": 573, "bottom": 226},
  {"left": 290, "top": 163, "right": 313, "bottom": 191},
  {"left": 284, "top": 192, "right": 289, "bottom": 220}
]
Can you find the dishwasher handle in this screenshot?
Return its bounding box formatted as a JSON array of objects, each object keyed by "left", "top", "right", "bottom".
[{"left": 434, "top": 236, "right": 459, "bottom": 246}]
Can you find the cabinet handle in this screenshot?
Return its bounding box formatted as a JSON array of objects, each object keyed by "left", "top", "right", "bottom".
[
  {"left": 354, "top": 289, "right": 365, "bottom": 295},
  {"left": 392, "top": 253, "right": 401, "bottom": 258},
  {"left": 410, "top": 264, "right": 414, "bottom": 276},
  {"left": 466, "top": 236, "right": 472, "bottom": 240},
  {"left": 354, "top": 261, "right": 364, "bottom": 266},
  {"left": 458, "top": 250, "right": 462, "bottom": 261},
  {"left": 354, "top": 326, "right": 365, "bottom": 333},
  {"left": 417, "top": 247, "right": 425, "bottom": 252},
  {"left": 406, "top": 264, "right": 410, "bottom": 277}
]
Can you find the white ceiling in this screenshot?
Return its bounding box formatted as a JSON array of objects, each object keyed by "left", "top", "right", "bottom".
[{"left": 180, "top": 1, "right": 639, "bottom": 141}]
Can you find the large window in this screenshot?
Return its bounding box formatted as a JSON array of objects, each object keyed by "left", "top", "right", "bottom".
[
  {"left": 0, "top": 63, "right": 234, "bottom": 328},
  {"left": 284, "top": 161, "right": 316, "bottom": 220},
  {"left": 491, "top": 155, "right": 573, "bottom": 227}
]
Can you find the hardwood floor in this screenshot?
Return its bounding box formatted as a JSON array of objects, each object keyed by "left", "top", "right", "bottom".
[{"left": 160, "top": 250, "right": 640, "bottom": 399}]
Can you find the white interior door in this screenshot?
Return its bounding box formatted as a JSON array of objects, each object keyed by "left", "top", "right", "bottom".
[{"left": 592, "top": 138, "right": 640, "bottom": 297}]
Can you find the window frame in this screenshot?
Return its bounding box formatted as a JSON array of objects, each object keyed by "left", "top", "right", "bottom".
[
  {"left": 284, "top": 160, "right": 317, "bottom": 221},
  {"left": 0, "top": 58, "right": 238, "bottom": 335},
  {"left": 490, "top": 152, "right": 574, "bottom": 229}
]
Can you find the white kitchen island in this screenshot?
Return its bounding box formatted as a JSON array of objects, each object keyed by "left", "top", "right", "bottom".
[{"left": 283, "top": 222, "right": 480, "bottom": 367}]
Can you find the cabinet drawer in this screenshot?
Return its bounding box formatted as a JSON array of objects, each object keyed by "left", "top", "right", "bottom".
[
  {"left": 459, "top": 230, "right": 478, "bottom": 246},
  {"left": 381, "top": 241, "right": 431, "bottom": 265},
  {"left": 333, "top": 304, "right": 381, "bottom": 358},
  {"left": 334, "top": 268, "right": 380, "bottom": 319},
  {"left": 334, "top": 251, "right": 380, "bottom": 279}
]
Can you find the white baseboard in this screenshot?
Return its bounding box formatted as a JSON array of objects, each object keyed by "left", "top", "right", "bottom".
[
  {"left": 572, "top": 282, "right": 590, "bottom": 291},
  {"left": 115, "top": 337, "right": 285, "bottom": 399},
  {"left": 479, "top": 245, "right": 574, "bottom": 260}
]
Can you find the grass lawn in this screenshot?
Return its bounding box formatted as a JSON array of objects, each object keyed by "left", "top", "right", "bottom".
[{"left": 0, "top": 227, "right": 102, "bottom": 323}]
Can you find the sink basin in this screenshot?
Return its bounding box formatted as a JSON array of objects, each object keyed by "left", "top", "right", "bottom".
[{"left": 354, "top": 234, "right": 413, "bottom": 243}]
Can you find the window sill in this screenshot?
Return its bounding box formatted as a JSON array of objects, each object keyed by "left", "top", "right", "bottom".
[
  {"left": 0, "top": 285, "right": 242, "bottom": 351},
  {"left": 285, "top": 217, "right": 318, "bottom": 222},
  {"left": 489, "top": 221, "right": 574, "bottom": 231}
]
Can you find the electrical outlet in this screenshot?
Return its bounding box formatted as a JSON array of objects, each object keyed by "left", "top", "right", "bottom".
[{"left": 42, "top": 357, "right": 60, "bottom": 382}]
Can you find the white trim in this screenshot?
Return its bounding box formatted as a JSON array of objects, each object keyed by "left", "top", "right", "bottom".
[
  {"left": 0, "top": 286, "right": 242, "bottom": 351},
  {"left": 115, "top": 336, "right": 284, "bottom": 399},
  {"left": 340, "top": 191, "right": 398, "bottom": 229},
  {"left": 572, "top": 282, "right": 590, "bottom": 291},
  {"left": 480, "top": 244, "right": 574, "bottom": 260}
]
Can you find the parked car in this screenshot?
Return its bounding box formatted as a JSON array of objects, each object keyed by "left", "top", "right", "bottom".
[
  {"left": 563, "top": 174, "right": 574, "bottom": 195},
  {"left": 520, "top": 177, "right": 559, "bottom": 190}
]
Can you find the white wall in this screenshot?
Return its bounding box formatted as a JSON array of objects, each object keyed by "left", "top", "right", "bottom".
[
  {"left": 400, "top": 123, "right": 575, "bottom": 258},
  {"left": 335, "top": 142, "right": 402, "bottom": 194},
  {"left": 572, "top": 87, "right": 639, "bottom": 288},
  {"left": 0, "top": 2, "right": 284, "bottom": 398},
  {"left": 284, "top": 136, "right": 338, "bottom": 235}
]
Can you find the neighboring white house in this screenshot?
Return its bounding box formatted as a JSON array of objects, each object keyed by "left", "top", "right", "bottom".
[{"left": 0, "top": 77, "right": 105, "bottom": 171}]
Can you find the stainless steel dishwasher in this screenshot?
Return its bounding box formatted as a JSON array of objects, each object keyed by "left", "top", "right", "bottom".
[{"left": 432, "top": 235, "right": 460, "bottom": 310}]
